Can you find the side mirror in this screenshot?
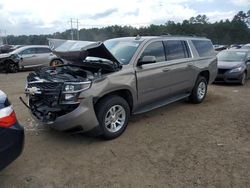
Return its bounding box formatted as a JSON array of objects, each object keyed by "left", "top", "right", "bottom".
[{"left": 137, "top": 56, "right": 156, "bottom": 66}]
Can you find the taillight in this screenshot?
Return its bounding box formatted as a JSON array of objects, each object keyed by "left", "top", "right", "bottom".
[{"left": 0, "top": 106, "right": 17, "bottom": 128}]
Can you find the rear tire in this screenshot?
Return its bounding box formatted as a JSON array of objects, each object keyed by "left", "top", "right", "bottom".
[
  {"left": 189, "top": 76, "right": 208, "bottom": 104},
  {"left": 50, "top": 59, "right": 63, "bottom": 67},
  {"left": 7, "top": 62, "right": 19, "bottom": 73},
  {"left": 95, "top": 96, "right": 130, "bottom": 140}
]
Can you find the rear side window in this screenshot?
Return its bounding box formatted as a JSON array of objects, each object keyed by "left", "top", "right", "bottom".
[
  {"left": 192, "top": 40, "right": 215, "bottom": 57},
  {"left": 36, "top": 47, "right": 51, "bottom": 54},
  {"left": 21, "top": 48, "right": 36, "bottom": 55},
  {"left": 164, "top": 40, "right": 190, "bottom": 61},
  {"left": 141, "top": 41, "right": 165, "bottom": 62}
]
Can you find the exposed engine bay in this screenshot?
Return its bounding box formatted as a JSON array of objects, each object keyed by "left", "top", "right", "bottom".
[
  {"left": 25, "top": 63, "right": 118, "bottom": 123},
  {"left": 24, "top": 39, "right": 122, "bottom": 123}
]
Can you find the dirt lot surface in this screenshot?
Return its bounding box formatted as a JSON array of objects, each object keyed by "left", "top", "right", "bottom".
[{"left": 0, "top": 71, "right": 250, "bottom": 188}]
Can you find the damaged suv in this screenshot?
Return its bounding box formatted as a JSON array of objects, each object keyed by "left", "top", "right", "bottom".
[{"left": 24, "top": 36, "right": 217, "bottom": 139}]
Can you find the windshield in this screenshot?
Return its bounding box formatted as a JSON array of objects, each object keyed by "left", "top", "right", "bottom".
[
  {"left": 217, "top": 51, "right": 246, "bottom": 62},
  {"left": 104, "top": 39, "right": 142, "bottom": 64}
]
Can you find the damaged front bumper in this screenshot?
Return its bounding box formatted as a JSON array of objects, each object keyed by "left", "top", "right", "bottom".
[
  {"left": 25, "top": 81, "right": 99, "bottom": 133},
  {"left": 42, "top": 97, "right": 99, "bottom": 132}
]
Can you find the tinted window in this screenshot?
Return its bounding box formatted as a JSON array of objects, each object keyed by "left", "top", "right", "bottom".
[
  {"left": 21, "top": 48, "right": 36, "bottom": 55},
  {"left": 36, "top": 47, "right": 51, "bottom": 54},
  {"left": 141, "top": 41, "right": 165, "bottom": 62},
  {"left": 164, "top": 40, "right": 190, "bottom": 61},
  {"left": 192, "top": 40, "right": 215, "bottom": 57}
]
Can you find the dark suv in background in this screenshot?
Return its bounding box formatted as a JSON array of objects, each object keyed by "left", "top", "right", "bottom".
[{"left": 25, "top": 36, "right": 217, "bottom": 139}]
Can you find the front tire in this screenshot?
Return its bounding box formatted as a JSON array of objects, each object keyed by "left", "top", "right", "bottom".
[
  {"left": 189, "top": 76, "right": 208, "bottom": 104},
  {"left": 7, "top": 62, "right": 19, "bottom": 73},
  {"left": 95, "top": 96, "right": 130, "bottom": 140}
]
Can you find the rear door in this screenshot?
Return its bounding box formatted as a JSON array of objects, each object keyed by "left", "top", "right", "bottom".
[
  {"left": 35, "top": 47, "right": 52, "bottom": 66},
  {"left": 163, "top": 40, "right": 195, "bottom": 95},
  {"left": 135, "top": 41, "right": 171, "bottom": 105}
]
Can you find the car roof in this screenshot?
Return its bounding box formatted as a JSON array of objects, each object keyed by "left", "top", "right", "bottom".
[
  {"left": 106, "top": 35, "right": 209, "bottom": 42},
  {"left": 11, "top": 45, "right": 50, "bottom": 54},
  {"left": 18, "top": 45, "right": 49, "bottom": 49}
]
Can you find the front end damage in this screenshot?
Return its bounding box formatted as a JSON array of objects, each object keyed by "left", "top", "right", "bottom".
[
  {"left": 25, "top": 39, "right": 121, "bottom": 126},
  {"left": 25, "top": 66, "right": 92, "bottom": 123}
]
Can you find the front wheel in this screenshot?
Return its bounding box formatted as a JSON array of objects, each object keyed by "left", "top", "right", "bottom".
[
  {"left": 7, "top": 62, "right": 19, "bottom": 73},
  {"left": 95, "top": 96, "right": 130, "bottom": 140},
  {"left": 189, "top": 76, "right": 208, "bottom": 104}
]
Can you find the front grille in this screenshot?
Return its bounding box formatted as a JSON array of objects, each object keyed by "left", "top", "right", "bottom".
[
  {"left": 27, "top": 82, "right": 63, "bottom": 106},
  {"left": 218, "top": 69, "right": 229, "bottom": 74},
  {"left": 28, "top": 82, "right": 62, "bottom": 91}
]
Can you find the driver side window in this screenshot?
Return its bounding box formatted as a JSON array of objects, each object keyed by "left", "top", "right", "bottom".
[
  {"left": 140, "top": 41, "right": 165, "bottom": 63},
  {"left": 20, "top": 48, "right": 35, "bottom": 55}
]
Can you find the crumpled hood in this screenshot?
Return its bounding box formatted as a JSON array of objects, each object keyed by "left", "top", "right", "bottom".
[
  {"left": 48, "top": 38, "right": 120, "bottom": 66},
  {"left": 217, "top": 60, "right": 243, "bottom": 69}
]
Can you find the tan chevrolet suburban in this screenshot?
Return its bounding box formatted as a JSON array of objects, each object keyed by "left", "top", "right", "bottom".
[{"left": 24, "top": 36, "right": 217, "bottom": 139}]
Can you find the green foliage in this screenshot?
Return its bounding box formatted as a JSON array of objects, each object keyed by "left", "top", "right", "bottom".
[{"left": 6, "top": 10, "right": 250, "bottom": 45}]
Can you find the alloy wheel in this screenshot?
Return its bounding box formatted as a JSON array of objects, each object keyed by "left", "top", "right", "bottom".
[{"left": 104, "top": 105, "right": 126, "bottom": 133}]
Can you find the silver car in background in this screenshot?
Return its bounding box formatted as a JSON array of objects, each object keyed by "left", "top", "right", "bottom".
[{"left": 11, "top": 45, "right": 52, "bottom": 70}]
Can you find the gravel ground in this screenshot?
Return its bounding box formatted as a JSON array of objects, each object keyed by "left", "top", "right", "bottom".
[{"left": 0, "top": 71, "right": 250, "bottom": 188}]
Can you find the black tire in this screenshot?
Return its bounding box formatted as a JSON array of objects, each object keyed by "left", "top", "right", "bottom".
[
  {"left": 189, "top": 76, "right": 208, "bottom": 104},
  {"left": 7, "top": 62, "right": 19, "bottom": 73},
  {"left": 240, "top": 72, "right": 246, "bottom": 85},
  {"left": 95, "top": 95, "right": 130, "bottom": 140},
  {"left": 50, "top": 59, "right": 63, "bottom": 67}
]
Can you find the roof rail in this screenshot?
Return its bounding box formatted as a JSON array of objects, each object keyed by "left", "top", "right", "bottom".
[
  {"left": 161, "top": 33, "right": 171, "bottom": 36},
  {"left": 135, "top": 35, "right": 141, "bottom": 40},
  {"left": 160, "top": 34, "right": 207, "bottom": 38}
]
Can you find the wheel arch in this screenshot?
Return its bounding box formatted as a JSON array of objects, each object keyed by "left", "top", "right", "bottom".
[
  {"left": 93, "top": 89, "right": 134, "bottom": 113},
  {"left": 198, "top": 70, "right": 210, "bottom": 83},
  {"left": 49, "top": 58, "right": 63, "bottom": 66}
]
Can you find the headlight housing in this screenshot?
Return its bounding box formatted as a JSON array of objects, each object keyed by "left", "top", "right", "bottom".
[
  {"left": 61, "top": 81, "right": 91, "bottom": 103},
  {"left": 229, "top": 66, "right": 244, "bottom": 73},
  {"left": 63, "top": 81, "right": 91, "bottom": 93}
]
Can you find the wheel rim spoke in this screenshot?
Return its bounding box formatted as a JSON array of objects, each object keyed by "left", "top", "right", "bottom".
[
  {"left": 104, "top": 105, "right": 126, "bottom": 133},
  {"left": 197, "top": 82, "right": 206, "bottom": 100}
]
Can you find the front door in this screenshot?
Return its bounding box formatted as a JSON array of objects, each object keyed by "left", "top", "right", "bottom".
[
  {"left": 19, "top": 48, "right": 37, "bottom": 67},
  {"left": 135, "top": 41, "right": 172, "bottom": 106}
]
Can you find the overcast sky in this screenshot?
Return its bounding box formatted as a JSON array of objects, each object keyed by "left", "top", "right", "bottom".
[{"left": 0, "top": 0, "right": 249, "bottom": 36}]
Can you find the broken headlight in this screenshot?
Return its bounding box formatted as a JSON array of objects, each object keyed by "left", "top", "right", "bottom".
[{"left": 61, "top": 81, "right": 91, "bottom": 102}]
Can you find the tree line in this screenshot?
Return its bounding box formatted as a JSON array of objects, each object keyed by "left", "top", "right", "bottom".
[{"left": 6, "top": 10, "right": 250, "bottom": 45}]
